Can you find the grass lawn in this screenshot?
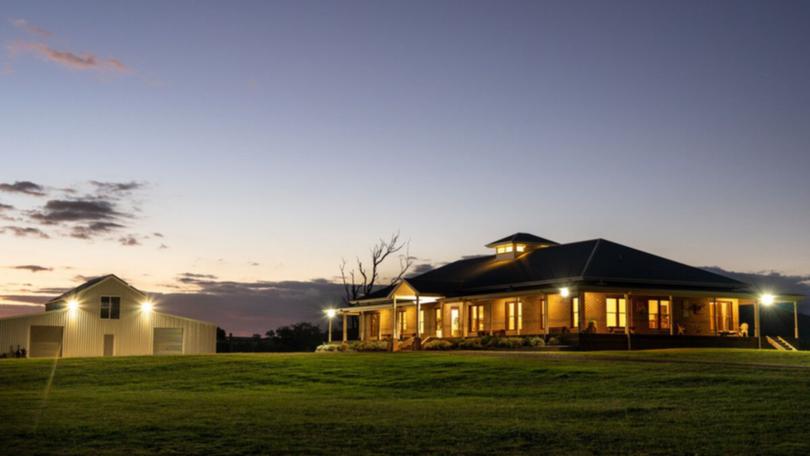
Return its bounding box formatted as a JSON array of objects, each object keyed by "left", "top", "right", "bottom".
[{"left": 2, "top": 349, "right": 810, "bottom": 455}]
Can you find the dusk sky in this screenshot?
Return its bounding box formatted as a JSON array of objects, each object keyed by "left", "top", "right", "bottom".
[{"left": 2, "top": 1, "right": 809, "bottom": 334}]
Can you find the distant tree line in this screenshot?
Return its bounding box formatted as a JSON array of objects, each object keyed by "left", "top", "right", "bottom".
[{"left": 217, "top": 322, "right": 325, "bottom": 352}]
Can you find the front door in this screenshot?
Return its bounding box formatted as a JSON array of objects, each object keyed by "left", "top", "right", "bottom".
[{"left": 103, "top": 334, "right": 114, "bottom": 356}]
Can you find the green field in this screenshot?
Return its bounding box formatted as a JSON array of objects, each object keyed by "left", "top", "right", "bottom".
[{"left": 2, "top": 350, "right": 810, "bottom": 455}]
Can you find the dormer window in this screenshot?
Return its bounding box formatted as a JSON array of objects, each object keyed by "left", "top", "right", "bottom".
[
  {"left": 486, "top": 233, "right": 559, "bottom": 260},
  {"left": 496, "top": 244, "right": 513, "bottom": 254},
  {"left": 495, "top": 243, "right": 526, "bottom": 255}
]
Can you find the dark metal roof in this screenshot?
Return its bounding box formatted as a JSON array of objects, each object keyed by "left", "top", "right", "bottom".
[
  {"left": 355, "top": 238, "right": 751, "bottom": 302},
  {"left": 46, "top": 274, "right": 145, "bottom": 305},
  {"left": 485, "top": 232, "right": 558, "bottom": 248}
]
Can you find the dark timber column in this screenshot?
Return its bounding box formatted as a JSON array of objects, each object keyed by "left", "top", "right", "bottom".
[
  {"left": 624, "top": 293, "right": 632, "bottom": 350},
  {"left": 669, "top": 295, "right": 675, "bottom": 336}
]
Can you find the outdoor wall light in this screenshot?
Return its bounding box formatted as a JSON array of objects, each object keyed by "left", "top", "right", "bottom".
[
  {"left": 760, "top": 294, "right": 775, "bottom": 306},
  {"left": 67, "top": 298, "right": 79, "bottom": 311},
  {"left": 559, "top": 287, "right": 570, "bottom": 298},
  {"left": 141, "top": 299, "right": 154, "bottom": 312},
  {"left": 325, "top": 308, "right": 337, "bottom": 319}
]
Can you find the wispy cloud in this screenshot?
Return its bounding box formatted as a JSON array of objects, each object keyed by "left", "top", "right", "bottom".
[
  {"left": 0, "top": 203, "right": 13, "bottom": 211},
  {"left": 11, "top": 265, "right": 52, "bottom": 273},
  {"left": 10, "top": 19, "right": 51, "bottom": 38},
  {"left": 30, "top": 198, "right": 124, "bottom": 224},
  {"left": 90, "top": 181, "right": 143, "bottom": 194},
  {"left": 118, "top": 235, "right": 140, "bottom": 246},
  {"left": 0, "top": 181, "right": 46, "bottom": 196},
  {"left": 0, "top": 226, "right": 49, "bottom": 239},
  {"left": 70, "top": 221, "right": 125, "bottom": 239},
  {"left": 8, "top": 41, "right": 130, "bottom": 74}
]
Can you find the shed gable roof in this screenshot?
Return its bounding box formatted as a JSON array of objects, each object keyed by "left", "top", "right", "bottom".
[{"left": 46, "top": 274, "right": 146, "bottom": 305}]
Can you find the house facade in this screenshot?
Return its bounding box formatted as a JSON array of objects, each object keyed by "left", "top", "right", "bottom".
[
  {"left": 0, "top": 275, "right": 217, "bottom": 358},
  {"left": 339, "top": 234, "right": 802, "bottom": 350}
]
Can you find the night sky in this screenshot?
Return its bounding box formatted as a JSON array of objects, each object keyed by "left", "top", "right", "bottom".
[{"left": 1, "top": 1, "right": 809, "bottom": 334}]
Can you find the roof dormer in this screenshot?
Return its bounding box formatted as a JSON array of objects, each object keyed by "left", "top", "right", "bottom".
[{"left": 486, "top": 233, "right": 558, "bottom": 260}]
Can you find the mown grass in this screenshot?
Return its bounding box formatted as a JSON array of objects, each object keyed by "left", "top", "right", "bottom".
[{"left": 2, "top": 349, "right": 810, "bottom": 455}]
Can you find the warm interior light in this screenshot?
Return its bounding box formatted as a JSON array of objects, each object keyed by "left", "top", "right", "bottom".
[
  {"left": 560, "top": 287, "right": 570, "bottom": 298},
  {"left": 67, "top": 298, "right": 79, "bottom": 311},
  {"left": 325, "top": 308, "right": 336, "bottom": 318},
  {"left": 141, "top": 300, "right": 154, "bottom": 312},
  {"left": 760, "top": 294, "right": 775, "bottom": 306}
]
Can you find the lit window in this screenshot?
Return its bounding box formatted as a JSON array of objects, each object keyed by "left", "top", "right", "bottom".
[
  {"left": 100, "top": 296, "right": 120, "bottom": 320},
  {"left": 507, "top": 301, "right": 522, "bottom": 331},
  {"left": 606, "top": 298, "right": 626, "bottom": 327},
  {"left": 647, "top": 299, "right": 671, "bottom": 329},
  {"left": 451, "top": 308, "right": 460, "bottom": 336},
  {"left": 435, "top": 307, "right": 443, "bottom": 337},
  {"left": 648, "top": 300, "right": 659, "bottom": 329},
  {"left": 515, "top": 244, "right": 526, "bottom": 253},
  {"left": 496, "top": 244, "right": 514, "bottom": 254},
  {"left": 572, "top": 297, "right": 580, "bottom": 329},
  {"left": 469, "top": 304, "right": 485, "bottom": 332},
  {"left": 419, "top": 309, "right": 425, "bottom": 335}
]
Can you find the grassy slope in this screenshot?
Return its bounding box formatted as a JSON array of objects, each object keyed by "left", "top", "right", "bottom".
[{"left": 1, "top": 350, "right": 810, "bottom": 455}]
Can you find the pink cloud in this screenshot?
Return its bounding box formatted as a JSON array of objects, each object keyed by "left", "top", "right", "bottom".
[
  {"left": 10, "top": 19, "right": 52, "bottom": 38},
  {"left": 8, "top": 41, "right": 131, "bottom": 73}
]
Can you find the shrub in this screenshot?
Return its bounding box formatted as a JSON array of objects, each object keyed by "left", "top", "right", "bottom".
[
  {"left": 457, "top": 337, "right": 483, "bottom": 349},
  {"left": 423, "top": 339, "right": 453, "bottom": 350},
  {"left": 315, "top": 343, "right": 342, "bottom": 352},
  {"left": 479, "top": 335, "right": 496, "bottom": 347},
  {"left": 525, "top": 336, "right": 545, "bottom": 347},
  {"left": 493, "top": 337, "right": 526, "bottom": 348},
  {"left": 547, "top": 336, "right": 561, "bottom": 346},
  {"left": 352, "top": 340, "right": 389, "bottom": 352}
]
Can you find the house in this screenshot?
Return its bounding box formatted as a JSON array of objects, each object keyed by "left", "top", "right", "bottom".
[
  {"left": 338, "top": 233, "right": 803, "bottom": 350},
  {"left": 0, "top": 274, "right": 216, "bottom": 358}
]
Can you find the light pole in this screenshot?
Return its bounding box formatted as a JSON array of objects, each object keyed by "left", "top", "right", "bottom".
[
  {"left": 758, "top": 294, "right": 774, "bottom": 349},
  {"left": 325, "top": 308, "right": 336, "bottom": 343}
]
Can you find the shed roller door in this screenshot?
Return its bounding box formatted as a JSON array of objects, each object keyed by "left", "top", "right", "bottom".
[
  {"left": 153, "top": 328, "right": 184, "bottom": 355},
  {"left": 30, "top": 326, "right": 63, "bottom": 358}
]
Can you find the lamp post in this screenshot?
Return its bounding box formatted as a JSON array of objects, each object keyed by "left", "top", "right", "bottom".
[
  {"left": 325, "top": 308, "right": 336, "bottom": 343},
  {"left": 758, "top": 294, "right": 774, "bottom": 349}
]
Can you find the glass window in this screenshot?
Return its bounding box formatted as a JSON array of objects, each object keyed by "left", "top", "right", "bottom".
[
  {"left": 648, "top": 300, "right": 659, "bottom": 329},
  {"left": 515, "top": 244, "right": 526, "bottom": 253},
  {"left": 419, "top": 309, "right": 425, "bottom": 335},
  {"left": 572, "top": 297, "right": 580, "bottom": 329},
  {"left": 100, "top": 296, "right": 110, "bottom": 319},
  {"left": 100, "top": 296, "right": 120, "bottom": 320},
  {"left": 469, "top": 304, "right": 485, "bottom": 332},
  {"left": 506, "top": 301, "right": 522, "bottom": 331},
  {"left": 496, "top": 244, "right": 514, "bottom": 254},
  {"left": 451, "top": 308, "right": 460, "bottom": 337},
  {"left": 435, "top": 308, "right": 443, "bottom": 337},
  {"left": 647, "top": 299, "right": 671, "bottom": 330},
  {"left": 606, "top": 298, "right": 627, "bottom": 327}
]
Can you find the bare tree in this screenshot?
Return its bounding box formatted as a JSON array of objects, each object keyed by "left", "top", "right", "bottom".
[{"left": 340, "top": 232, "right": 414, "bottom": 306}]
